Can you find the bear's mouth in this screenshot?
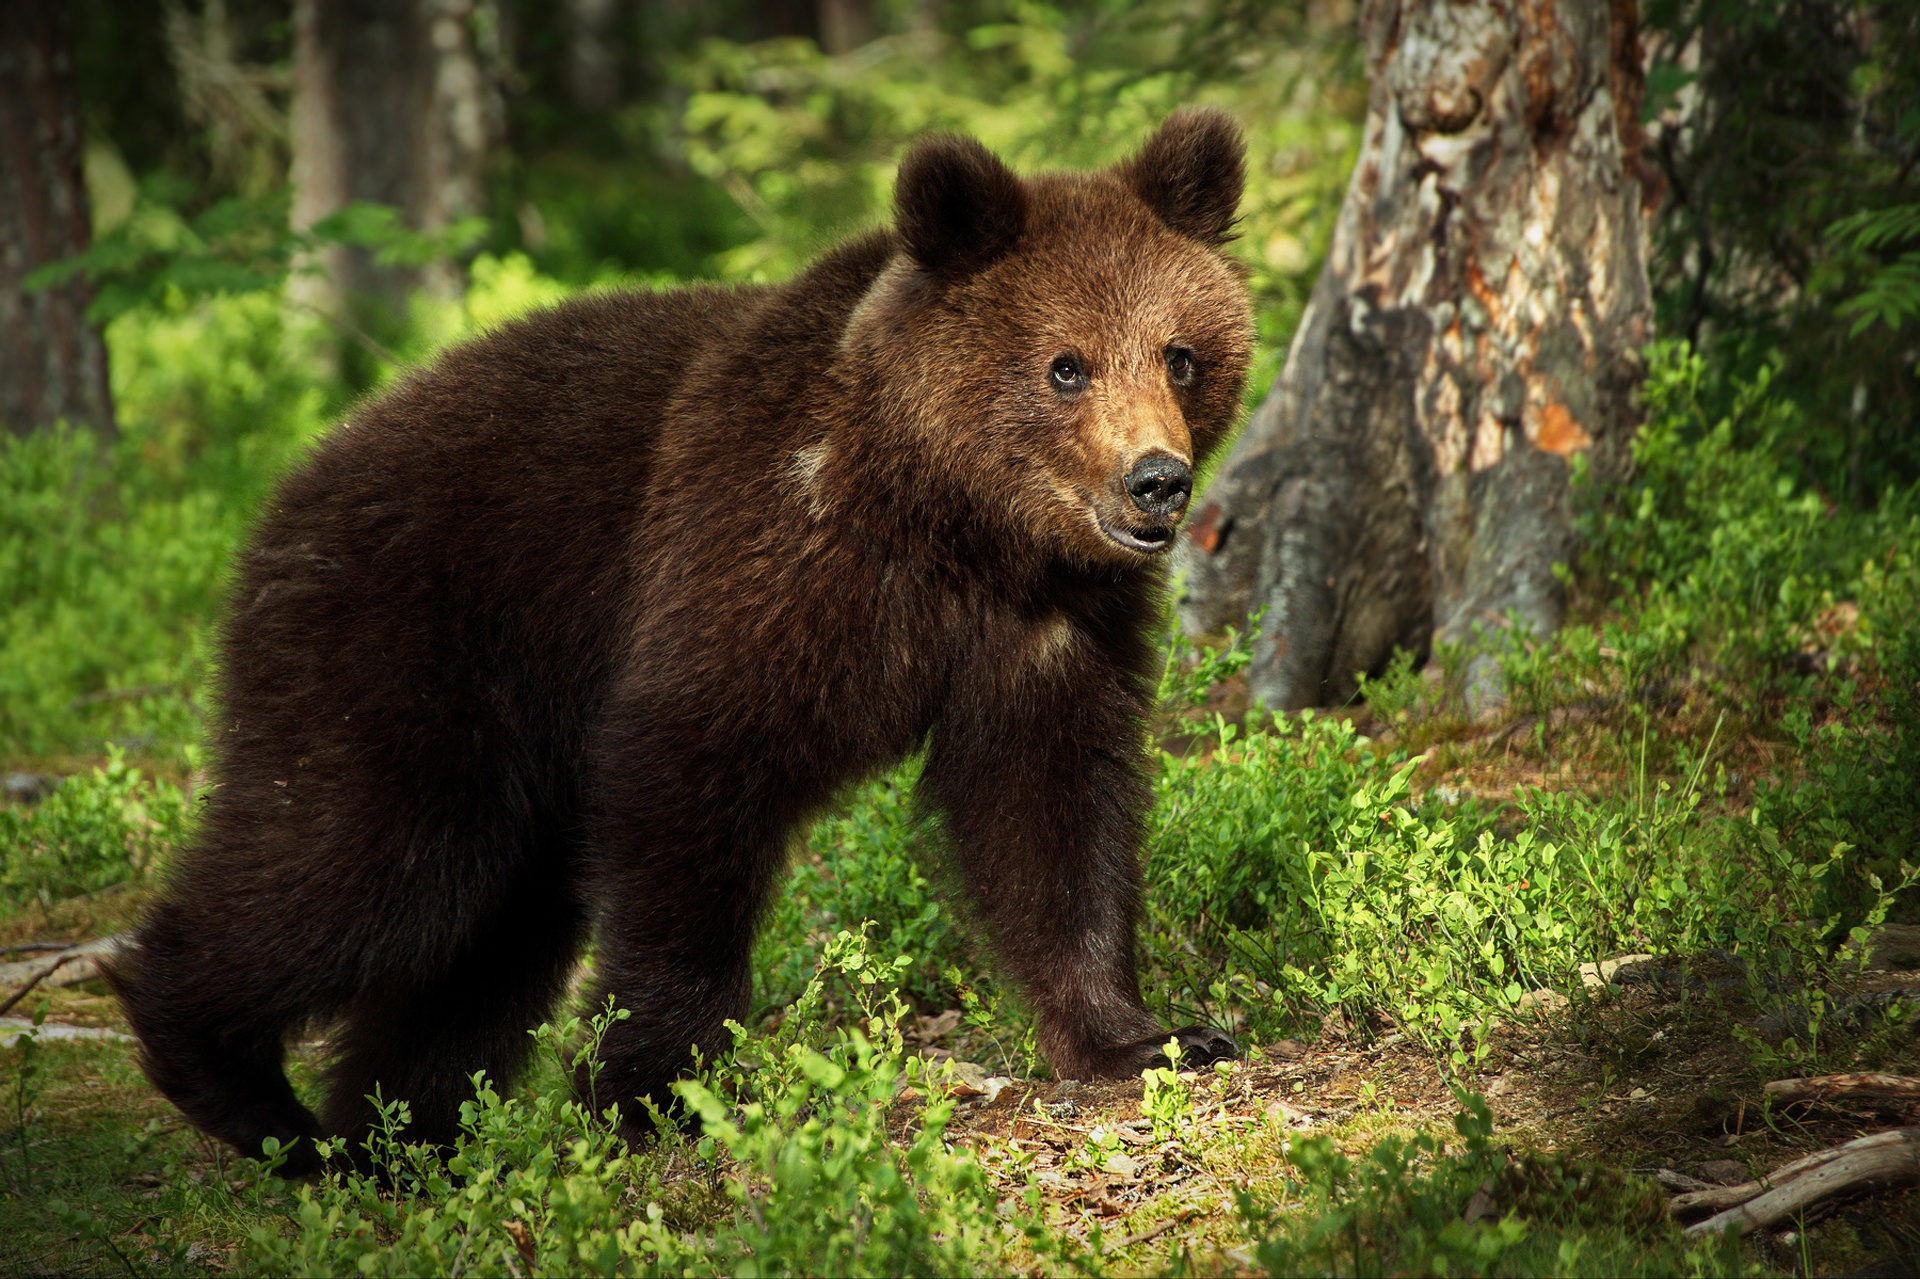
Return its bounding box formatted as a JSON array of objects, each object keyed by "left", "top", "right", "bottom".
[{"left": 1098, "top": 517, "right": 1177, "bottom": 554}]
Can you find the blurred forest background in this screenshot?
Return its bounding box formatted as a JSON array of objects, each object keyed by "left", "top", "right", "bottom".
[
  {"left": 5, "top": 0, "right": 1919, "bottom": 758},
  {"left": 7, "top": 2, "right": 1920, "bottom": 1273}
]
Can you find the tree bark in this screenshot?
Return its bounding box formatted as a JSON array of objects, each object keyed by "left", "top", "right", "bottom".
[
  {"left": 1178, "top": 0, "right": 1654, "bottom": 712},
  {"left": 0, "top": 0, "right": 115, "bottom": 440},
  {"left": 817, "top": 0, "right": 875, "bottom": 54},
  {"left": 566, "top": 0, "right": 622, "bottom": 112},
  {"left": 289, "top": 0, "right": 500, "bottom": 331}
]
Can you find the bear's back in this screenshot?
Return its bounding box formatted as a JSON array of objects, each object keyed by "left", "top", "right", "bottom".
[
  {"left": 209, "top": 233, "right": 899, "bottom": 834},
  {"left": 213, "top": 282, "right": 770, "bottom": 819}
]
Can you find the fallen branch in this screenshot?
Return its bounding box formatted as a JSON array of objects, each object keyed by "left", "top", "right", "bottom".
[
  {"left": 0, "top": 935, "right": 125, "bottom": 1014},
  {"left": 0, "top": 953, "right": 79, "bottom": 1017},
  {"left": 1649, "top": 1168, "right": 1713, "bottom": 1194},
  {"left": 1681, "top": 1127, "right": 1920, "bottom": 1237},
  {"left": 1112, "top": 1208, "right": 1200, "bottom": 1251},
  {"left": 0, "top": 941, "right": 74, "bottom": 957},
  {"left": 1764, "top": 1074, "right": 1920, "bottom": 1106}
]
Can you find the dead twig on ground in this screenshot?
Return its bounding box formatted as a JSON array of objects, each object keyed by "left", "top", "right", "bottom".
[
  {"left": 0, "top": 936, "right": 124, "bottom": 1015},
  {"left": 1764, "top": 1073, "right": 1920, "bottom": 1106},
  {"left": 0, "top": 954, "right": 78, "bottom": 1018},
  {"left": 1112, "top": 1208, "right": 1200, "bottom": 1251},
  {"left": 1678, "top": 1127, "right": 1920, "bottom": 1237}
]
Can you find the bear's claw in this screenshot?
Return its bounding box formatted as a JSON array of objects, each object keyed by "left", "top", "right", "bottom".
[
  {"left": 1092, "top": 1023, "right": 1240, "bottom": 1077},
  {"left": 1165, "top": 1024, "right": 1240, "bottom": 1069}
]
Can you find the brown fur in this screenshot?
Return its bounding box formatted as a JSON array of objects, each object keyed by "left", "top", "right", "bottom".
[{"left": 111, "top": 109, "right": 1255, "bottom": 1170}]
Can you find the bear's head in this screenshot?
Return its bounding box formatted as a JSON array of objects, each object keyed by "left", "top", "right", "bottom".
[{"left": 845, "top": 108, "right": 1254, "bottom": 573}]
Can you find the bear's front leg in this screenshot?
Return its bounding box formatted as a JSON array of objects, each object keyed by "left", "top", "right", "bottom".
[{"left": 922, "top": 619, "right": 1236, "bottom": 1080}]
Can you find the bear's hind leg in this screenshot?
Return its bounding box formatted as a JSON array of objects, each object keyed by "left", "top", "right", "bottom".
[{"left": 320, "top": 881, "right": 585, "bottom": 1160}]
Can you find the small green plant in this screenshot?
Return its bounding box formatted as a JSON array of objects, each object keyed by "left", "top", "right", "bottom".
[
  {"left": 1830, "top": 202, "right": 1920, "bottom": 336},
  {"left": 755, "top": 759, "right": 968, "bottom": 1014},
  {"left": 1159, "top": 611, "right": 1261, "bottom": 708},
  {"left": 2, "top": 999, "right": 49, "bottom": 1193},
  {"left": 0, "top": 750, "right": 188, "bottom": 909},
  {"left": 1140, "top": 1042, "right": 1197, "bottom": 1142},
  {"left": 1352, "top": 647, "right": 1423, "bottom": 726},
  {"left": 1237, "top": 1090, "right": 1734, "bottom": 1277}
]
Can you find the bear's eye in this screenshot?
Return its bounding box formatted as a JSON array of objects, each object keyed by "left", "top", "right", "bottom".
[
  {"left": 1165, "top": 345, "right": 1199, "bottom": 387},
  {"left": 1049, "top": 354, "right": 1087, "bottom": 394}
]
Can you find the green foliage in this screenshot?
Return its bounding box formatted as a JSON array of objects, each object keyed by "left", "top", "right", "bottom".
[
  {"left": 1142, "top": 703, "right": 1874, "bottom": 1056},
  {"left": 240, "top": 1004, "right": 670, "bottom": 1277},
  {"left": 678, "top": 930, "right": 1042, "bottom": 1278},
  {"left": 234, "top": 929, "right": 1043, "bottom": 1278},
  {"left": 1642, "top": 0, "right": 1920, "bottom": 500},
  {"left": 1832, "top": 202, "right": 1920, "bottom": 336},
  {"left": 755, "top": 759, "right": 967, "bottom": 1014},
  {"left": 1573, "top": 343, "right": 1910, "bottom": 697},
  {"left": 1237, "top": 1090, "right": 1741, "bottom": 1277},
  {"left": 0, "top": 752, "right": 187, "bottom": 908},
  {"left": 26, "top": 181, "right": 486, "bottom": 327}
]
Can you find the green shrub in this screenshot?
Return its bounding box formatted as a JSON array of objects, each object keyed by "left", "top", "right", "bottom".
[
  {"left": 0, "top": 751, "right": 187, "bottom": 908},
  {"left": 1142, "top": 687, "right": 1908, "bottom": 1054},
  {"left": 235, "top": 930, "right": 1042, "bottom": 1278},
  {"left": 1237, "top": 1091, "right": 1742, "bottom": 1277},
  {"left": 677, "top": 930, "right": 1043, "bottom": 1278},
  {"left": 754, "top": 759, "right": 969, "bottom": 1015}
]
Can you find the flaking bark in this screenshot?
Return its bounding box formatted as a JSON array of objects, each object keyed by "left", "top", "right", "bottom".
[
  {"left": 288, "top": 0, "right": 501, "bottom": 328},
  {"left": 0, "top": 0, "right": 115, "bottom": 440},
  {"left": 1178, "top": 0, "right": 1655, "bottom": 710}
]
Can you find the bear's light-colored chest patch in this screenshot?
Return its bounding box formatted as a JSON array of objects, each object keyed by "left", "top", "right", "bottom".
[
  {"left": 1025, "top": 613, "right": 1080, "bottom": 674},
  {"left": 787, "top": 440, "right": 833, "bottom": 520}
]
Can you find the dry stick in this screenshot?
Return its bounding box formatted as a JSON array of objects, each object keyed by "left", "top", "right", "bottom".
[
  {"left": 0, "top": 942, "right": 73, "bottom": 957},
  {"left": 1668, "top": 1134, "right": 1897, "bottom": 1221},
  {"left": 1113, "top": 1208, "right": 1200, "bottom": 1251},
  {"left": 1764, "top": 1073, "right": 1920, "bottom": 1105},
  {"left": 1681, "top": 1128, "right": 1920, "bottom": 1237},
  {"left": 1668, "top": 1133, "right": 1908, "bottom": 1221},
  {"left": 0, "top": 954, "right": 78, "bottom": 1018}
]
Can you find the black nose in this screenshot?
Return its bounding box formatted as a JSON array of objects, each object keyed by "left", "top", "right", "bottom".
[{"left": 1124, "top": 455, "right": 1192, "bottom": 518}]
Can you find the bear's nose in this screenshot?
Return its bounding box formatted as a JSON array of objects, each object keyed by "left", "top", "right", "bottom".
[{"left": 1124, "top": 455, "right": 1193, "bottom": 519}]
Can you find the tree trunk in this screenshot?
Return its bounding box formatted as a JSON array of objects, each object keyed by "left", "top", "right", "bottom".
[
  {"left": 0, "top": 0, "right": 115, "bottom": 440},
  {"left": 817, "top": 0, "right": 874, "bottom": 54},
  {"left": 566, "top": 0, "right": 622, "bottom": 112},
  {"left": 289, "top": 0, "right": 500, "bottom": 335},
  {"left": 1178, "top": 0, "right": 1655, "bottom": 712}
]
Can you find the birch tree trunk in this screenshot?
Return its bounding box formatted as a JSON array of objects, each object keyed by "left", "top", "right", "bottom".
[
  {"left": 289, "top": 0, "right": 501, "bottom": 336},
  {"left": 1178, "top": 0, "right": 1655, "bottom": 712},
  {"left": 0, "top": 0, "right": 114, "bottom": 440}
]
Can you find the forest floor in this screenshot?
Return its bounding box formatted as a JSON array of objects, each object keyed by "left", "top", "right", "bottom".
[{"left": 6, "top": 702, "right": 1920, "bottom": 1277}]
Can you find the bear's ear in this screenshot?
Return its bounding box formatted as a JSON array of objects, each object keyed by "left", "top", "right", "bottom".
[
  {"left": 894, "top": 134, "right": 1028, "bottom": 278},
  {"left": 1119, "top": 108, "right": 1245, "bottom": 247}
]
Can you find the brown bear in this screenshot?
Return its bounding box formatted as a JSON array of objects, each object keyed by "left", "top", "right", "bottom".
[{"left": 111, "top": 108, "right": 1254, "bottom": 1172}]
